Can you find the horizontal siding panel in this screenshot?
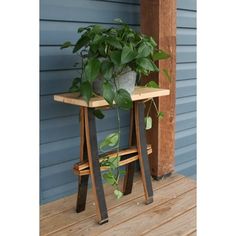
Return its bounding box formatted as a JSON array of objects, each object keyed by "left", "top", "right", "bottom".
[
  {"left": 41, "top": 116, "right": 80, "bottom": 144},
  {"left": 176, "top": 96, "right": 196, "bottom": 114},
  {"left": 40, "top": 21, "right": 139, "bottom": 46},
  {"left": 41, "top": 180, "right": 77, "bottom": 204},
  {"left": 40, "top": 136, "right": 80, "bottom": 168},
  {"left": 41, "top": 159, "right": 77, "bottom": 190},
  {"left": 175, "top": 128, "right": 196, "bottom": 149},
  {"left": 40, "top": 70, "right": 79, "bottom": 95},
  {"left": 40, "top": 21, "right": 83, "bottom": 46},
  {"left": 176, "top": 111, "right": 196, "bottom": 132},
  {"left": 176, "top": 79, "right": 196, "bottom": 98},
  {"left": 175, "top": 159, "right": 196, "bottom": 178},
  {"left": 177, "top": 28, "right": 196, "bottom": 45},
  {"left": 40, "top": 95, "right": 79, "bottom": 120},
  {"left": 40, "top": 109, "right": 130, "bottom": 144},
  {"left": 175, "top": 144, "right": 196, "bottom": 165},
  {"left": 176, "top": 46, "right": 196, "bottom": 63},
  {"left": 177, "top": 0, "right": 196, "bottom": 11},
  {"left": 40, "top": 126, "right": 130, "bottom": 168},
  {"left": 40, "top": 0, "right": 139, "bottom": 24},
  {"left": 40, "top": 46, "right": 80, "bottom": 71},
  {"left": 177, "top": 10, "right": 196, "bottom": 28},
  {"left": 176, "top": 63, "right": 196, "bottom": 80}
]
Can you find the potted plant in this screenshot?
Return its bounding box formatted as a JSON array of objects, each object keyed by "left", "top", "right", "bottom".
[{"left": 61, "top": 19, "right": 171, "bottom": 199}]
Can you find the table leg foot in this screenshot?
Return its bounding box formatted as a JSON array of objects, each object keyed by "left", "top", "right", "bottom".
[
  {"left": 98, "top": 218, "right": 109, "bottom": 225},
  {"left": 145, "top": 196, "right": 153, "bottom": 205}
]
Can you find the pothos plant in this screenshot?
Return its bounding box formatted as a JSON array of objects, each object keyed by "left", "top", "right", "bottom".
[{"left": 61, "top": 19, "right": 171, "bottom": 199}]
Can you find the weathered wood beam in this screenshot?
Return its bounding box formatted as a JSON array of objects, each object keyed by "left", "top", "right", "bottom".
[{"left": 140, "top": 0, "right": 176, "bottom": 178}]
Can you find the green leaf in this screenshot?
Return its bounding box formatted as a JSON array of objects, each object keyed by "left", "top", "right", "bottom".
[
  {"left": 110, "top": 50, "right": 121, "bottom": 65},
  {"left": 149, "top": 37, "right": 157, "bottom": 47},
  {"left": 77, "top": 27, "right": 86, "bottom": 33},
  {"left": 103, "top": 173, "right": 116, "bottom": 185},
  {"left": 114, "top": 189, "right": 123, "bottom": 199},
  {"left": 136, "top": 58, "right": 158, "bottom": 72},
  {"left": 80, "top": 81, "right": 92, "bottom": 103},
  {"left": 103, "top": 81, "right": 115, "bottom": 105},
  {"left": 84, "top": 58, "right": 101, "bottom": 82},
  {"left": 137, "top": 42, "right": 153, "bottom": 58},
  {"left": 92, "top": 34, "right": 102, "bottom": 45},
  {"left": 157, "top": 111, "right": 164, "bottom": 119},
  {"left": 145, "top": 80, "right": 159, "bottom": 88},
  {"left": 119, "top": 170, "right": 126, "bottom": 175},
  {"left": 69, "top": 85, "right": 79, "bottom": 93},
  {"left": 106, "top": 37, "right": 122, "bottom": 49},
  {"left": 121, "top": 46, "right": 137, "bottom": 64},
  {"left": 72, "top": 77, "right": 81, "bottom": 86},
  {"left": 144, "top": 116, "right": 152, "bottom": 130},
  {"left": 93, "top": 109, "right": 105, "bottom": 119},
  {"left": 99, "top": 132, "right": 119, "bottom": 150},
  {"left": 73, "top": 36, "right": 90, "bottom": 53},
  {"left": 162, "top": 69, "right": 172, "bottom": 81},
  {"left": 101, "top": 61, "right": 113, "bottom": 80},
  {"left": 109, "top": 156, "right": 120, "bottom": 169},
  {"left": 114, "top": 89, "right": 132, "bottom": 110},
  {"left": 98, "top": 45, "right": 106, "bottom": 57},
  {"left": 114, "top": 18, "right": 124, "bottom": 24},
  {"left": 152, "top": 50, "right": 170, "bottom": 61},
  {"left": 60, "top": 41, "right": 72, "bottom": 49}
]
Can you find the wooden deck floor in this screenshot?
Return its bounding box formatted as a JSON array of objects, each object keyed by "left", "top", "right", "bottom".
[{"left": 40, "top": 173, "right": 196, "bottom": 236}]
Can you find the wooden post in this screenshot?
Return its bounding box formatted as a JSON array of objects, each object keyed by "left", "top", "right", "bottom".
[{"left": 140, "top": 0, "right": 176, "bottom": 178}]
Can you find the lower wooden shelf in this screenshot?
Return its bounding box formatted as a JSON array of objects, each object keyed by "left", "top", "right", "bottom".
[{"left": 73, "top": 144, "right": 152, "bottom": 176}]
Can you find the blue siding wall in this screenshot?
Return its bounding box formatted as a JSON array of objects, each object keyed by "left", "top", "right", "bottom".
[
  {"left": 40, "top": 0, "right": 197, "bottom": 204},
  {"left": 175, "top": 0, "right": 196, "bottom": 179}
]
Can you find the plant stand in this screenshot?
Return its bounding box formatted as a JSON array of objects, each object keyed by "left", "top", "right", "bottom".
[{"left": 54, "top": 86, "right": 170, "bottom": 224}]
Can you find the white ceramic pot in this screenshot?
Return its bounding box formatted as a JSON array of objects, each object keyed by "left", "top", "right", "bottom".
[{"left": 93, "top": 67, "right": 137, "bottom": 95}]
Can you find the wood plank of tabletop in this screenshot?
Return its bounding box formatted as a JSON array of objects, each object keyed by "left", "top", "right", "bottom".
[{"left": 54, "top": 86, "right": 170, "bottom": 108}]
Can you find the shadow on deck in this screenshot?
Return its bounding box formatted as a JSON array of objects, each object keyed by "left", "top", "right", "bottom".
[{"left": 40, "top": 173, "right": 196, "bottom": 236}]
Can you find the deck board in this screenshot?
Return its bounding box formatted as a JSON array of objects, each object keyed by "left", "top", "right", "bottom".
[{"left": 40, "top": 173, "right": 196, "bottom": 236}]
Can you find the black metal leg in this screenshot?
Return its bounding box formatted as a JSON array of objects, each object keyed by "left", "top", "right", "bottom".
[
  {"left": 123, "top": 161, "right": 135, "bottom": 195},
  {"left": 76, "top": 175, "right": 89, "bottom": 212},
  {"left": 123, "top": 107, "right": 136, "bottom": 195},
  {"left": 135, "top": 102, "right": 153, "bottom": 204},
  {"left": 85, "top": 108, "right": 108, "bottom": 224},
  {"left": 76, "top": 107, "right": 89, "bottom": 213}
]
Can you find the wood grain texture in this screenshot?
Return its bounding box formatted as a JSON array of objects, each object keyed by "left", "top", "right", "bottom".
[
  {"left": 40, "top": 174, "right": 195, "bottom": 236},
  {"left": 74, "top": 149, "right": 152, "bottom": 176},
  {"left": 98, "top": 189, "right": 196, "bottom": 236},
  {"left": 40, "top": 174, "right": 184, "bottom": 235},
  {"left": 74, "top": 144, "right": 152, "bottom": 171},
  {"left": 143, "top": 208, "right": 196, "bottom": 236},
  {"left": 54, "top": 86, "right": 170, "bottom": 108},
  {"left": 141, "top": 0, "right": 176, "bottom": 178}
]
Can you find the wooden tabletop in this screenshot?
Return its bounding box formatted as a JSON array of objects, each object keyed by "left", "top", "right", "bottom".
[{"left": 54, "top": 86, "right": 170, "bottom": 108}]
